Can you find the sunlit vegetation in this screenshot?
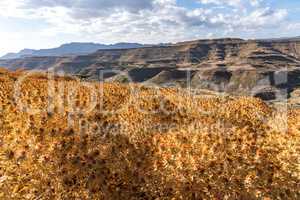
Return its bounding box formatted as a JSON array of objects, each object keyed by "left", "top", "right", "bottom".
[{"left": 0, "top": 70, "right": 299, "bottom": 199}]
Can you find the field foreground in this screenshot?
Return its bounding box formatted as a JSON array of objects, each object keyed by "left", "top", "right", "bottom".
[{"left": 0, "top": 70, "right": 299, "bottom": 199}]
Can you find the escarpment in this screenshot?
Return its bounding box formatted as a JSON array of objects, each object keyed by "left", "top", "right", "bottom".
[{"left": 1, "top": 38, "right": 300, "bottom": 100}]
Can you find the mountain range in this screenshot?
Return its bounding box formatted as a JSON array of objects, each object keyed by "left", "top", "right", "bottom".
[
  {"left": 1, "top": 37, "right": 300, "bottom": 101},
  {"left": 0, "top": 42, "right": 147, "bottom": 59}
]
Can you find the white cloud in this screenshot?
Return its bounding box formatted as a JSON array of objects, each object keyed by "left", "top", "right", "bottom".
[
  {"left": 198, "top": 0, "right": 242, "bottom": 7},
  {"left": 0, "top": 0, "right": 295, "bottom": 55},
  {"left": 0, "top": 0, "right": 26, "bottom": 18},
  {"left": 198, "top": 0, "right": 264, "bottom": 7},
  {"left": 249, "top": 0, "right": 263, "bottom": 6},
  {"left": 286, "top": 22, "right": 300, "bottom": 31},
  {"left": 23, "top": 0, "right": 156, "bottom": 19},
  {"left": 0, "top": 31, "right": 24, "bottom": 56},
  {"left": 237, "top": 8, "right": 288, "bottom": 28}
]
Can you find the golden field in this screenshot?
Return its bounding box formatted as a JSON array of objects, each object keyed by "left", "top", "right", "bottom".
[{"left": 0, "top": 69, "right": 299, "bottom": 199}]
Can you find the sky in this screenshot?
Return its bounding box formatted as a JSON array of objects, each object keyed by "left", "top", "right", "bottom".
[{"left": 0, "top": 0, "right": 300, "bottom": 56}]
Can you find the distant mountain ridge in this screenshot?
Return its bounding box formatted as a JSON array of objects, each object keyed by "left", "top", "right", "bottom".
[
  {"left": 1, "top": 42, "right": 147, "bottom": 59},
  {"left": 1, "top": 37, "right": 300, "bottom": 101}
]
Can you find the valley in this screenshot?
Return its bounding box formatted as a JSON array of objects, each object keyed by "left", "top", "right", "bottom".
[{"left": 1, "top": 38, "right": 300, "bottom": 101}]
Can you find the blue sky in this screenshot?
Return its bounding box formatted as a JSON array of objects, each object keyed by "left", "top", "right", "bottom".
[{"left": 0, "top": 0, "right": 300, "bottom": 56}]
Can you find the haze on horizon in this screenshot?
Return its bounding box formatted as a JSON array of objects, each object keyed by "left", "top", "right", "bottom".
[{"left": 1, "top": 0, "right": 300, "bottom": 57}]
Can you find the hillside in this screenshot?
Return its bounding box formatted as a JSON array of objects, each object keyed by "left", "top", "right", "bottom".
[
  {"left": 1, "top": 38, "right": 300, "bottom": 100},
  {"left": 0, "top": 70, "right": 299, "bottom": 199}
]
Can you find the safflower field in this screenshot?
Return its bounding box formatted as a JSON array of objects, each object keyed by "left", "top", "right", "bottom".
[{"left": 0, "top": 69, "right": 299, "bottom": 199}]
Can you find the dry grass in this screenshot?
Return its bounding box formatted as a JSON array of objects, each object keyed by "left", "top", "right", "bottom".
[{"left": 0, "top": 70, "right": 299, "bottom": 199}]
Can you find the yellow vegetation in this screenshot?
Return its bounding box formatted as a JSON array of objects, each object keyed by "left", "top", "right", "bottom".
[{"left": 0, "top": 70, "right": 299, "bottom": 199}]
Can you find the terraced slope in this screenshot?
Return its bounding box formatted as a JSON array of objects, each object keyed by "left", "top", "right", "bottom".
[{"left": 0, "top": 70, "right": 299, "bottom": 199}]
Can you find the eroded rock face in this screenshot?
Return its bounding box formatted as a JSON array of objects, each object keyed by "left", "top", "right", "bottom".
[{"left": 1, "top": 38, "right": 300, "bottom": 100}]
